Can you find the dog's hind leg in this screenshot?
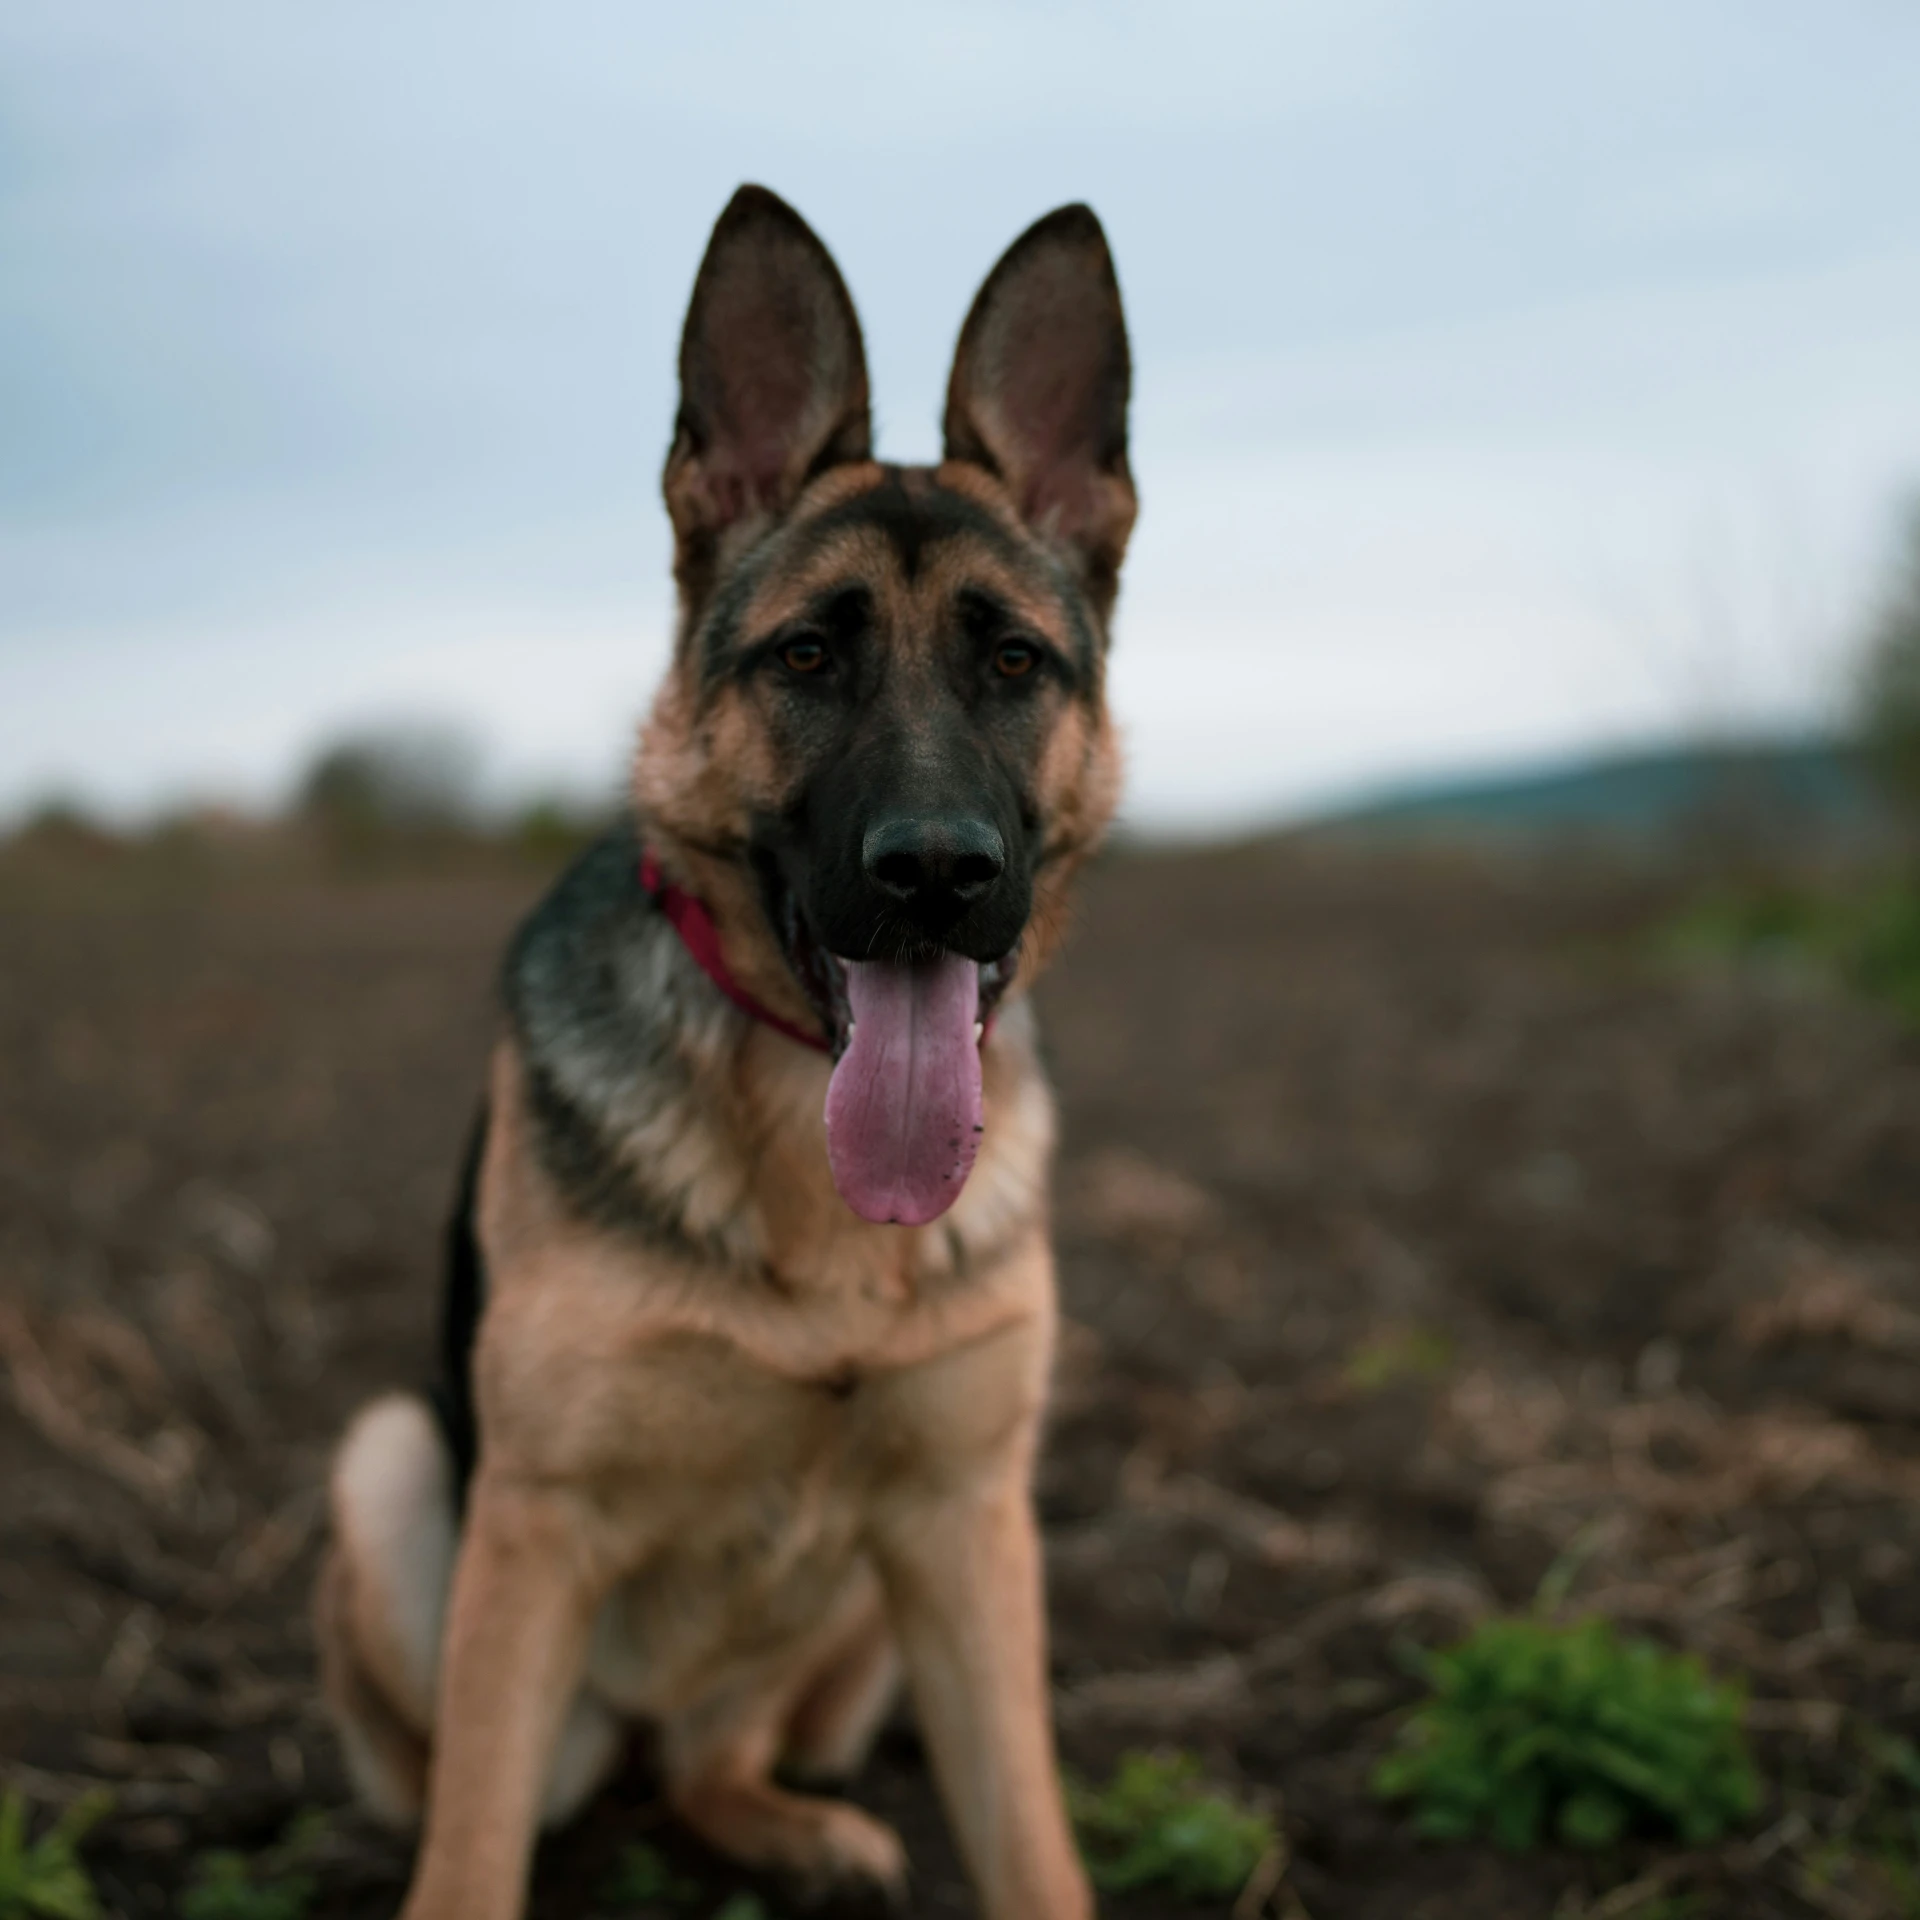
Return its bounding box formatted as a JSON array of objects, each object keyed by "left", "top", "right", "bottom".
[
  {"left": 315, "top": 1538, "right": 431, "bottom": 1826},
  {"left": 318, "top": 1393, "right": 622, "bottom": 1830},
  {"left": 317, "top": 1394, "right": 455, "bottom": 1825},
  {"left": 780, "top": 1572, "right": 901, "bottom": 1786}
]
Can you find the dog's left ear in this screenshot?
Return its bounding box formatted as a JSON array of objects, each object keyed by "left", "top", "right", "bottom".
[
  {"left": 944, "top": 204, "right": 1135, "bottom": 615},
  {"left": 665, "top": 185, "right": 872, "bottom": 613}
]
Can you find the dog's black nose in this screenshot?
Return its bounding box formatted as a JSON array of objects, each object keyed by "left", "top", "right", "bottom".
[{"left": 863, "top": 815, "right": 1006, "bottom": 917}]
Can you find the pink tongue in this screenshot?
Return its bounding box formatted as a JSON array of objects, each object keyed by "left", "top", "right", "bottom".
[{"left": 824, "top": 955, "right": 983, "bottom": 1226}]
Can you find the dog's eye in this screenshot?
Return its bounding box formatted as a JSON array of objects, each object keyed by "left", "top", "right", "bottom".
[
  {"left": 993, "top": 642, "right": 1038, "bottom": 679},
  {"left": 780, "top": 639, "right": 828, "bottom": 675}
]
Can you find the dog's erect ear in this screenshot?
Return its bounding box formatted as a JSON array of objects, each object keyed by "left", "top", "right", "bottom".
[
  {"left": 943, "top": 205, "right": 1135, "bottom": 612},
  {"left": 664, "top": 186, "right": 871, "bottom": 604}
]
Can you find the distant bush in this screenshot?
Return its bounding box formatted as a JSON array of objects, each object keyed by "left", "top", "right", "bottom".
[
  {"left": 291, "top": 727, "right": 610, "bottom": 868},
  {"left": 510, "top": 795, "right": 606, "bottom": 862},
  {"left": 5, "top": 801, "right": 122, "bottom": 863},
  {"left": 1373, "top": 1615, "right": 1759, "bottom": 1851},
  {"left": 295, "top": 725, "right": 482, "bottom": 849},
  {"left": 1857, "top": 499, "right": 1920, "bottom": 850}
]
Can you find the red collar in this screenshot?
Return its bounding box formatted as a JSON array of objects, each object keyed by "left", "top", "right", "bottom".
[{"left": 639, "top": 848, "right": 830, "bottom": 1054}]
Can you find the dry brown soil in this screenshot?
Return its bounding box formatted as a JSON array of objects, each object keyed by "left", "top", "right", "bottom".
[{"left": 4, "top": 839, "right": 1920, "bottom": 1918}]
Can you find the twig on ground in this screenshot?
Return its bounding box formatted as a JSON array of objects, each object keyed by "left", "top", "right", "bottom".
[
  {"left": 219, "top": 1485, "right": 325, "bottom": 1603},
  {"left": 1231, "top": 1838, "right": 1297, "bottom": 1919},
  {"left": 80, "top": 1736, "right": 226, "bottom": 1788},
  {"left": 0, "top": 1302, "right": 203, "bottom": 1509},
  {"left": 1, "top": 1757, "right": 204, "bottom": 1816}
]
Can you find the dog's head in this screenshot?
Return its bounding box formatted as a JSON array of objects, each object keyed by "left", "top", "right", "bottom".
[{"left": 636, "top": 186, "right": 1134, "bottom": 1225}]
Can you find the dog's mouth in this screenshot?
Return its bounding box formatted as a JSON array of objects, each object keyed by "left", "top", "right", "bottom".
[{"left": 769, "top": 875, "right": 1016, "bottom": 1228}]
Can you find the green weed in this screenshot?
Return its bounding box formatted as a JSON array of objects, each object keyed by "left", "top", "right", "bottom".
[
  {"left": 1826, "top": 1722, "right": 1920, "bottom": 1914},
  {"left": 1858, "top": 1722, "right": 1920, "bottom": 1795},
  {"left": 1068, "top": 1749, "right": 1275, "bottom": 1899},
  {"left": 178, "top": 1857, "right": 313, "bottom": 1920},
  {"left": 1851, "top": 887, "right": 1920, "bottom": 1021},
  {"left": 1653, "top": 878, "right": 1920, "bottom": 1025},
  {"left": 0, "top": 1791, "right": 110, "bottom": 1920},
  {"left": 1372, "top": 1616, "right": 1759, "bottom": 1851},
  {"left": 1346, "top": 1327, "right": 1455, "bottom": 1391},
  {"left": 1656, "top": 884, "right": 1834, "bottom": 965},
  {"left": 178, "top": 1813, "right": 328, "bottom": 1920},
  {"left": 600, "top": 1840, "right": 705, "bottom": 1910}
]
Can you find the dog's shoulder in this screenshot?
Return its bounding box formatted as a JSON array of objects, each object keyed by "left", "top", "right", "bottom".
[
  {"left": 505, "top": 816, "right": 669, "bottom": 1051},
  {"left": 503, "top": 814, "right": 684, "bottom": 1127},
  {"left": 498, "top": 817, "right": 754, "bottom": 1262}
]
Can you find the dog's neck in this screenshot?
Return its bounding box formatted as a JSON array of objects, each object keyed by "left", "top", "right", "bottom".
[
  {"left": 638, "top": 845, "right": 831, "bottom": 1055},
  {"left": 503, "top": 822, "right": 1053, "bottom": 1302}
]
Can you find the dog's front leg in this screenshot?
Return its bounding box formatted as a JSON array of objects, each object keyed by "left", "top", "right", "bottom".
[
  {"left": 398, "top": 1471, "right": 606, "bottom": 1920},
  {"left": 877, "top": 1481, "right": 1091, "bottom": 1920}
]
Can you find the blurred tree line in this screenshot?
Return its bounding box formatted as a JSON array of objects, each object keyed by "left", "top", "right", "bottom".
[
  {"left": 295, "top": 724, "right": 603, "bottom": 866},
  {"left": 0, "top": 725, "right": 607, "bottom": 882},
  {"left": 7, "top": 492, "right": 1920, "bottom": 888},
  {"left": 1857, "top": 497, "right": 1920, "bottom": 859},
  {"left": 1658, "top": 495, "right": 1920, "bottom": 1028},
  {"left": 298, "top": 725, "right": 482, "bottom": 842}
]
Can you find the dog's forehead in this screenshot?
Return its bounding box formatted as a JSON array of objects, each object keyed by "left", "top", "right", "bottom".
[{"left": 732, "top": 467, "right": 1079, "bottom": 646}]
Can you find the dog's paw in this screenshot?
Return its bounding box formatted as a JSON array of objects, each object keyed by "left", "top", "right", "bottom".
[
  {"left": 672, "top": 1777, "right": 908, "bottom": 1916},
  {"left": 782, "top": 1803, "right": 908, "bottom": 1915}
]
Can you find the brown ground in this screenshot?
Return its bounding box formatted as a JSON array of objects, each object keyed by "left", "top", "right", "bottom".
[{"left": 4, "top": 838, "right": 1920, "bottom": 1919}]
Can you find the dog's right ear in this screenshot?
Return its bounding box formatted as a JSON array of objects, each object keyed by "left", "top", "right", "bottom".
[
  {"left": 664, "top": 186, "right": 871, "bottom": 609},
  {"left": 943, "top": 204, "right": 1135, "bottom": 619}
]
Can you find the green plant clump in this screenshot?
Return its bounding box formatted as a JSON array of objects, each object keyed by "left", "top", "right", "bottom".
[
  {"left": 599, "top": 1840, "right": 705, "bottom": 1910},
  {"left": 1069, "top": 1750, "right": 1275, "bottom": 1898},
  {"left": 1857, "top": 498, "right": 1920, "bottom": 829},
  {"left": 1373, "top": 1615, "right": 1759, "bottom": 1851},
  {"left": 0, "top": 1791, "right": 110, "bottom": 1920},
  {"left": 1851, "top": 887, "right": 1920, "bottom": 1021},
  {"left": 1657, "top": 879, "right": 1920, "bottom": 1027},
  {"left": 178, "top": 1852, "right": 315, "bottom": 1920},
  {"left": 1656, "top": 883, "right": 1835, "bottom": 967},
  {"left": 177, "top": 1811, "right": 333, "bottom": 1920},
  {"left": 1346, "top": 1326, "right": 1455, "bottom": 1391},
  {"left": 1795, "top": 1722, "right": 1920, "bottom": 1912}
]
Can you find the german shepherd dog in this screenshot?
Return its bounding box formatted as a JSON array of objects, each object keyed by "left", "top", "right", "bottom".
[{"left": 316, "top": 185, "right": 1134, "bottom": 1920}]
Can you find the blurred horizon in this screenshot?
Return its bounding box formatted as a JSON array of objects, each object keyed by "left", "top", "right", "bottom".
[{"left": 5, "top": 2, "right": 1920, "bottom": 834}]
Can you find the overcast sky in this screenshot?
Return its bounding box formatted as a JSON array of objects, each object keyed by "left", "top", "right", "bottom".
[{"left": 4, "top": 1, "right": 1919, "bottom": 831}]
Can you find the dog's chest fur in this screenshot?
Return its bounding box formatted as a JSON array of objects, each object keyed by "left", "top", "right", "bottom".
[{"left": 462, "top": 824, "right": 1061, "bottom": 1710}]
